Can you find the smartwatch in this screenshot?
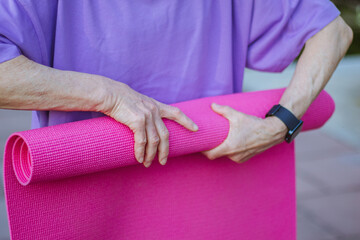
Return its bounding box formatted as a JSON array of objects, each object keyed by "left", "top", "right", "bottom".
[{"left": 265, "top": 104, "right": 303, "bottom": 143}]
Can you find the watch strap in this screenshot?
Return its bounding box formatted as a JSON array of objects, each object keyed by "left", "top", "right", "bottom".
[{"left": 266, "top": 104, "right": 300, "bottom": 131}]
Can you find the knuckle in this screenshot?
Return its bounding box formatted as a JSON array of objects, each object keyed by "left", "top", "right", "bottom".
[
  {"left": 148, "top": 103, "right": 157, "bottom": 112},
  {"left": 149, "top": 135, "right": 160, "bottom": 145},
  {"left": 137, "top": 137, "right": 147, "bottom": 145},
  {"left": 172, "top": 107, "right": 182, "bottom": 116},
  {"left": 158, "top": 108, "right": 166, "bottom": 116},
  {"left": 159, "top": 128, "right": 169, "bottom": 140},
  {"left": 143, "top": 109, "right": 152, "bottom": 118},
  {"left": 135, "top": 114, "right": 146, "bottom": 124}
]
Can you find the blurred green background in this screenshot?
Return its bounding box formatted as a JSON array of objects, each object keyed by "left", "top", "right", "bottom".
[{"left": 334, "top": 0, "right": 360, "bottom": 54}]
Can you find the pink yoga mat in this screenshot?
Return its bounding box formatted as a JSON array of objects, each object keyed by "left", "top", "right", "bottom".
[{"left": 3, "top": 88, "right": 334, "bottom": 240}]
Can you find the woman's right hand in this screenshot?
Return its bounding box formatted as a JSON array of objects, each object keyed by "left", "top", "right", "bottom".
[
  {"left": 0, "top": 56, "right": 198, "bottom": 168},
  {"left": 101, "top": 80, "right": 198, "bottom": 168}
]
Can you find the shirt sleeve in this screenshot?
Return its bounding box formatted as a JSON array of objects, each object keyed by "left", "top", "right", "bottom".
[
  {"left": 246, "top": 0, "right": 340, "bottom": 72},
  {"left": 0, "top": 36, "right": 21, "bottom": 63},
  {"left": 0, "top": 0, "right": 40, "bottom": 64}
]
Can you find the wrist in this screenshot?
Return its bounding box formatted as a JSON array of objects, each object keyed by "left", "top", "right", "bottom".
[
  {"left": 93, "top": 76, "right": 114, "bottom": 114},
  {"left": 96, "top": 77, "right": 129, "bottom": 115},
  {"left": 265, "top": 104, "right": 304, "bottom": 143},
  {"left": 263, "top": 116, "right": 288, "bottom": 142},
  {"left": 278, "top": 90, "right": 309, "bottom": 119}
]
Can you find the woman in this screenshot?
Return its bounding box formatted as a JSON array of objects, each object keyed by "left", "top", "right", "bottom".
[{"left": 0, "top": 0, "right": 353, "bottom": 168}]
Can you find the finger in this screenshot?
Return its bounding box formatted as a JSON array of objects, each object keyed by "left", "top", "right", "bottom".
[
  {"left": 240, "top": 155, "right": 253, "bottom": 163},
  {"left": 229, "top": 147, "right": 265, "bottom": 164},
  {"left": 228, "top": 153, "right": 245, "bottom": 164},
  {"left": 143, "top": 113, "right": 160, "bottom": 168},
  {"left": 158, "top": 104, "right": 198, "bottom": 132},
  {"left": 153, "top": 113, "right": 170, "bottom": 165},
  {"left": 130, "top": 117, "right": 147, "bottom": 164},
  {"left": 202, "top": 141, "right": 230, "bottom": 160},
  {"left": 211, "top": 103, "right": 238, "bottom": 120}
]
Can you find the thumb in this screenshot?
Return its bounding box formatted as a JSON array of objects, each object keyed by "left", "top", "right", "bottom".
[{"left": 211, "top": 103, "right": 236, "bottom": 118}]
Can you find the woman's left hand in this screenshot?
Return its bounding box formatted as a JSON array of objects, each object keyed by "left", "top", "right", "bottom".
[{"left": 201, "top": 103, "right": 288, "bottom": 163}]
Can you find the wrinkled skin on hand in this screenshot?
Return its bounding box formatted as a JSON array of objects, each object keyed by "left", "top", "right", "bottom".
[
  {"left": 202, "top": 103, "right": 287, "bottom": 163},
  {"left": 102, "top": 81, "right": 199, "bottom": 168}
]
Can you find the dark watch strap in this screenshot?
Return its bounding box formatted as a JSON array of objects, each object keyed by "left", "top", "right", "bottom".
[
  {"left": 265, "top": 104, "right": 300, "bottom": 131},
  {"left": 265, "top": 104, "right": 303, "bottom": 143}
]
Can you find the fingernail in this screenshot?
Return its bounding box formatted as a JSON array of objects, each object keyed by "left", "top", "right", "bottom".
[
  {"left": 138, "top": 157, "right": 144, "bottom": 164},
  {"left": 160, "top": 158, "right": 167, "bottom": 165},
  {"left": 193, "top": 124, "right": 199, "bottom": 131},
  {"left": 212, "top": 103, "right": 219, "bottom": 108},
  {"left": 144, "top": 161, "right": 151, "bottom": 168}
]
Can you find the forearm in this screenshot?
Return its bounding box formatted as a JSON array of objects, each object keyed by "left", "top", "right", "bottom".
[
  {"left": 0, "top": 55, "right": 109, "bottom": 112},
  {"left": 279, "top": 16, "right": 353, "bottom": 119}
]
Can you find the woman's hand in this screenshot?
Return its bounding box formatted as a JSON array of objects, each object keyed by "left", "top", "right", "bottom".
[
  {"left": 202, "top": 103, "right": 287, "bottom": 163},
  {"left": 101, "top": 80, "right": 198, "bottom": 168},
  {"left": 0, "top": 56, "right": 198, "bottom": 168}
]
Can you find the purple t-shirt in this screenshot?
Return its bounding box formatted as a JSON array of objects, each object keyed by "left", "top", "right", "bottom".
[{"left": 0, "top": 0, "right": 339, "bottom": 128}]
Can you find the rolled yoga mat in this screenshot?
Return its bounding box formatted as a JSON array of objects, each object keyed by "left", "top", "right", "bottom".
[{"left": 3, "top": 88, "right": 335, "bottom": 240}]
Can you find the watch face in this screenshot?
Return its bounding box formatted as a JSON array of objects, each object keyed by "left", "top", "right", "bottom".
[{"left": 285, "top": 121, "right": 303, "bottom": 143}]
